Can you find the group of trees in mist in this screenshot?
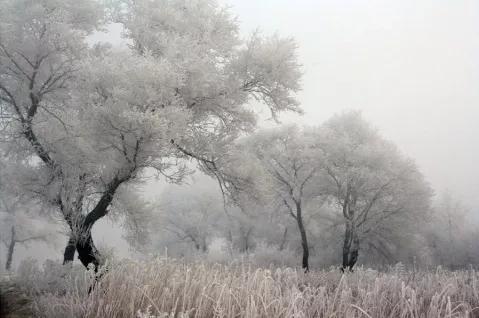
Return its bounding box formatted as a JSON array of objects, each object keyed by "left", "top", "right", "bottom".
[
  {"left": 0, "top": 0, "right": 478, "bottom": 272},
  {"left": 144, "top": 113, "right": 479, "bottom": 271},
  {"left": 220, "top": 113, "right": 433, "bottom": 271}
]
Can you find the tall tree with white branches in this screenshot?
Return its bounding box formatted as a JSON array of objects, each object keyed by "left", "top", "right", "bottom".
[
  {"left": 316, "top": 112, "right": 432, "bottom": 271},
  {"left": 0, "top": 0, "right": 301, "bottom": 269}
]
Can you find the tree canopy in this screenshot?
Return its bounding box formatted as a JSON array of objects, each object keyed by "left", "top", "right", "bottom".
[{"left": 0, "top": 0, "right": 301, "bottom": 268}]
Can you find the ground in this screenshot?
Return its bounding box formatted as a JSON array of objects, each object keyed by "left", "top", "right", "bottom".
[{"left": 0, "top": 278, "right": 33, "bottom": 318}]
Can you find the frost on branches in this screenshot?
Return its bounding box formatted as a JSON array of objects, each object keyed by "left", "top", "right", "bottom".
[
  {"left": 216, "top": 113, "right": 432, "bottom": 270},
  {"left": 0, "top": 0, "right": 301, "bottom": 269}
]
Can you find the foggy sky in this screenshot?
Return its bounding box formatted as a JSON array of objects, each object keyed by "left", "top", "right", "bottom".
[{"left": 224, "top": 0, "right": 479, "bottom": 209}]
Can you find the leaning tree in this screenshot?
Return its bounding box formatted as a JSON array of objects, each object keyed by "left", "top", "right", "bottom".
[{"left": 0, "top": 0, "right": 301, "bottom": 269}]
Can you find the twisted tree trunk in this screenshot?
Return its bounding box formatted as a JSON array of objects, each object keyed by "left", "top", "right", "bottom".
[
  {"left": 62, "top": 228, "right": 101, "bottom": 270},
  {"left": 75, "top": 174, "right": 126, "bottom": 271},
  {"left": 10, "top": 76, "right": 127, "bottom": 271},
  {"left": 76, "top": 230, "right": 101, "bottom": 270}
]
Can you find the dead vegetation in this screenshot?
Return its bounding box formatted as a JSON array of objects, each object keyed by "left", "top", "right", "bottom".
[{"left": 12, "top": 259, "right": 479, "bottom": 318}]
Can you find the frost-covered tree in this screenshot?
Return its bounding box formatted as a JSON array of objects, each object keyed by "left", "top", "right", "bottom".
[
  {"left": 223, "top": 126, "right": 321, "bottom": 270},
  {"left": 425, "top": 192, "right": 479, "bottom": 268},
  {"left": 0, "top": 158, "right": 59, "bottom": 271},
  {"left": 0, "top": 0, "right": 106, "bottom": 268},
  {"left": 0, "top": 195, "right": 58, "bottom": 271},
  {"left": 151, "top": 179, "right": 262, "bottom": 256},
  {"left": 316, "top": 112, "right": 432, "bottom": 271},
  {"left": 107, "top": 187, "right": 157, "bottom": 254},
  {"left": 156, "top": 185, "right": 224, "bottom": 253},
  {"left": 0, "top": 0, "right": 301, "bottom": 269}
]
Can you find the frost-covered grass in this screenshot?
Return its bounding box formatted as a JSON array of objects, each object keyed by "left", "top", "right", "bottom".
[{"left": 13, "top": 258, "right": 479, "bottom": 318}]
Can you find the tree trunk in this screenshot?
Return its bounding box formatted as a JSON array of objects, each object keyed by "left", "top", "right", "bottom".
[
  {"left": 342, "top": 220, "right": 352, "bottom": 270},
  {"left": 5, "top": 226, "right": 15, "bottom": 271},
  {"left": 349, "top": 231, "right": 359, "bottom": 269},
  {"left": 74, "top": 174, "right": 126, "bottom": 271},
  {"left": 226, "top": 229, "right": 233, "bottom": 243},
  {"left": 193, "top": 241, "right": 201, "bottom": 251},
  {"left": 295, "top": 201, "right": 309, "bottom": 271},
  {"left": 63, "top": 234, "right": 76, "bottom": 265},
  {"left": 279, "top": 227, "right": 288, "bottom": 251},
  {"left": 239, "top": 227, "right": 253, "bottom": 253},
  {"left": 76, "top": 229, "right": 101, "bottom": 270},
  {"left": 342, "top": 219, "right": 359, "bottom": 271}
]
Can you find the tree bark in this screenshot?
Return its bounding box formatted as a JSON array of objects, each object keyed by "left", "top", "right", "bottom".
[
  {"left": 342, "top": 220, "right": 352, "bottom": 270},
  {"left": 342, "top": 219, "right": 359, "bottom": 272},
  {"left": 5, "top": 226, "right": 15, "bottom": 271},
  {"left": 350, "top": 232, "right": 359, "bottom": 269},
  {"left": 76, "top": 230, "right": 101, "bottom": 270},
  {"left": 295, "top": 201, "right": 309, "bottom": 271},
  {"left": 63, "top": 234, "right": 76, "bottom": 265}
]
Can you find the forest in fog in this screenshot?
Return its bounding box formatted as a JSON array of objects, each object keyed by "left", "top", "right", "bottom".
[{"left": 0, "top": 0, "right": 478, "bottom": 317}]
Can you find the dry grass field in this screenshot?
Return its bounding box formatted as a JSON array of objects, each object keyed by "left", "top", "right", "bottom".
[{"left": 6, "top": 258, "right": 478, "bottom": 318}]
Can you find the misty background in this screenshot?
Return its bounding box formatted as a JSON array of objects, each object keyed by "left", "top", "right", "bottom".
[{"left": 2, "top": 0, "right": 478, "bottom": 267}]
